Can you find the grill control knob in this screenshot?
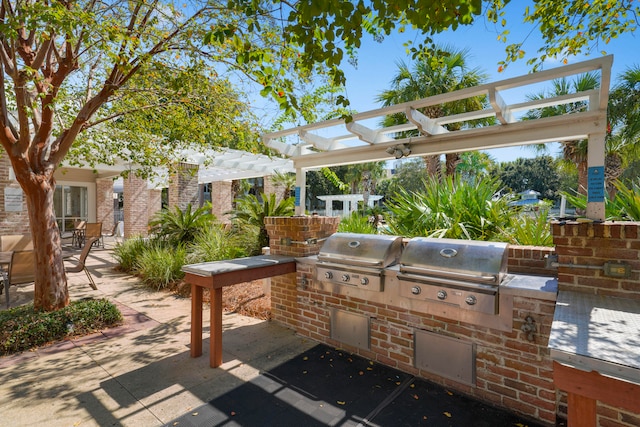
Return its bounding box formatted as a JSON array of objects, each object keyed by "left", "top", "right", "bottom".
[
  {"left": 360, "top": 277, "right": 369, "bottom": 285},
  {"left": 411, "top": 286, "right": 421, "bottom": 295},
  {"left": 465, "top": 295, "right": 477, "bottom": 306},
  {"left": 324, "top": 271, "right": 333, "bottom": 280},
  {"left": 437, "top": 290, "right": 447, "bottom": 300},
  {"left": 341, "top": 274, "right": 350, "bottom": 282}
]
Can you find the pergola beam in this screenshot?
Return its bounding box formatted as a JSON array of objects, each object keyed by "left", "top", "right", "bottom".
[
  {"left": 406, "top": 107, "right": 449, "bottom": 135},
  {"left": 290, "top": 112, "right": 606, "bottom": 169}
]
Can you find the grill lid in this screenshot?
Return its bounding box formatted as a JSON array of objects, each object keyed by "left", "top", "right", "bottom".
[
  {"left": 318, "top": 232, "right": 403, "bottom": 268},
  {"left": 400, "top": 237, "right": 508, "bottom": 285}
]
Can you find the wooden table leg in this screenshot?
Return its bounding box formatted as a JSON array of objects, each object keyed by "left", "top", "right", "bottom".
[
  {"left": 210, "top": 287, "right": 223, "bottom": 368},
  {"left": 567, "top": 392, "right": 597, "bottom": 427},
  {"left": 190, "top": 284, "right": 203, "bottom": 358}
]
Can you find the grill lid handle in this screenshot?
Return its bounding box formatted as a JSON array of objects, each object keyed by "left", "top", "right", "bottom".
[{"left": 399, "top": 266, "right": 499, "bottom": 284}]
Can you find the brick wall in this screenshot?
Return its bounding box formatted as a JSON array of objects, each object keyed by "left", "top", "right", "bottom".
[
  {"left": 266, "top": 217, "right": 558, "bottom": 426},
  {"left": 508, "top": 245, "right": 555, "bottom": 276},
  {"left": 263, "top": 175, "right": 288, "bottom": 203},
  {"left": 265, "top": 216, "right": 340, "bottom": 327},
  {"left": 168, "top": 163, "right": 199, "bottom": 211},
  {"left": 0, "top": 156, "right": 30, "bottom": 235},
  {"left": 552, "top": 221, "right": 640, "bottom": 299},
  {"left": 96, "top": 178, "right": 115, "bottom": 232},
  {"left": 149, "top": 189, "right": 162, "bottom": 219},
  {"left": 211, "top": 181, "right": 233, "bottom": 224},
  {"left": 123, "top": 173, "right": 151, "bottom": 237}
]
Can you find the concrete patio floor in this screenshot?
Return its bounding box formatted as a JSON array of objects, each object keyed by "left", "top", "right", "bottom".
[{"left": 0, "top": 244, "right": 316, "bottom": 426}]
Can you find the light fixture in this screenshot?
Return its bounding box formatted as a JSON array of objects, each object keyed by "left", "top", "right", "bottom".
[{"left": 385, "top": 144, "right": 411, "bottom": 159}]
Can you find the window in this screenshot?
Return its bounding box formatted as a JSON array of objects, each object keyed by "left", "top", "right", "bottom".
[{"left": 54, "top": 185, "right": 88, "bottom": 232}]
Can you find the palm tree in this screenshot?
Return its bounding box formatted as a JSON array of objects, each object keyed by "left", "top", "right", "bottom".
[
  {"left": 343, "top": 162, "right": 386, "bottom": 194},
  {"left": 607, "top": 65, "right": 640, "bottom": 196},
  {"left": 271, "top": 171, "right": 297, "bottom": 201},
  {"left": 230, "top": 193, "right": 295, "bottom": 253},
  {"left": 376, "top": 45, "right": 490, "bottom": 178},
  {"left": 524, "top": 74, "right": 599, "bottom": 195},
  {"left": 456, "top": 151, "right": 495, "bottom": 183}
]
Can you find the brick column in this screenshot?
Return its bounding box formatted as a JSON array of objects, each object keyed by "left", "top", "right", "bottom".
[
  {"left": 96, "top": 178, "right": 114, "bottom": 232},
  {"left": 148, "top": 188, "right": 162, "bottom": 219},
  {"left": 123, "top": 173, "right": 151, "bottom": 238},
  {"left": 168, "top": 162, "right": 199, "bottom": 212},
  {"left": 264, "top": 216, "right": 340, "bottom": 329},
  {"left": 211, "top": 181, "right": 233, "bottom": 224},
  {"left": 263, "top": 175, "right": 285, "bottom": 202}
]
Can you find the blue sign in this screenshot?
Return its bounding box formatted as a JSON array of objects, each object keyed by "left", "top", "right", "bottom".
[
  {"left": 294, "top": 186, "right": 301, "bottom": 207},
  {"left": 587, "top": 166, "right": 605, "bottom": 202}
]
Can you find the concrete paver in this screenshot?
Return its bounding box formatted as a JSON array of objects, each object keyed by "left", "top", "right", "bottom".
[{"left": 0, "top": 244, "right": 315, "bottom": 427}]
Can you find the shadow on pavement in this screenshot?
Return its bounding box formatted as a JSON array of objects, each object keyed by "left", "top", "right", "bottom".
[{"left": 166, "top": 344, "right": 545, "bottom": 427}]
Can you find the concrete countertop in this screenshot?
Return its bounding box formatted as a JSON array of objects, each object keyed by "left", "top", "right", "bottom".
[
  {"left": 549, "top": 290, "right": 640, "bottom": 384},
  {"left": 183, "top": 254, "right": 296, "bottom": 276},
  {"left": 500, "top": 274, "right": 558, "bottom": 301}
]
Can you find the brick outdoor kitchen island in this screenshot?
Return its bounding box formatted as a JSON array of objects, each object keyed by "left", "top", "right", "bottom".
[{"left": 182, "top": 255, "right": 296, "bottom": 368}]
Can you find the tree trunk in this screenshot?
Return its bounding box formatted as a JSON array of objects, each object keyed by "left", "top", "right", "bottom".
[
  {"left": 424, "top": 155, "right": 441, "bottom": 180},
  {"left": 577, "top": 160, "right": 588, "bottom": 196},
  {"left": 22, "top": 173, "right": 69, "bottom": 311},
  {"left": 445, "top": 153, "right": 461, "bottom": 176}
]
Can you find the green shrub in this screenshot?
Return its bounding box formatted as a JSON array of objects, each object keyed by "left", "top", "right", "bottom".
[
  {"left": 0, "top": 299, "right": 122, "bottom": 355},
  {"left": 149, "top": 203, "right": 215, "bottom": 246},
  {"left": 112, "top": 236, "right": 150, "bottom": 272},
  {"left": 503, "top": 208, "right": 553, "bottom": 246},
  {"left": 230, "top": 192, "right": 294, "bottom": 253},
  {"left": 562, "top": 178, "right": 640, "bottom": 221},
  {"left": 338, "top": 212, "right": 377, "bottom": 234},
  {"left": 137, "top": 244, "right": 187, "bottom": 290},
  {"left": 384, "top": 175, "right": 512, "bottom": 240},
  {"left": 187, "top": 225, "right": 250, "bottom": 264}
]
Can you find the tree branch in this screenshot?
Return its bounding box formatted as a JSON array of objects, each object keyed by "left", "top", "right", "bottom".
[
  {"left": 85, "top": 101, "right": 183, "bottom": 129},
  {"left": 31, "top": 38, "right": 52, "bottom": 71}
]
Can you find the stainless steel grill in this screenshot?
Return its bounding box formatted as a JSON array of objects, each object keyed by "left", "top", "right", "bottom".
[
  {"left": 397, "top": 237, "right": 509, "bottom": 314},
  {"left": 316, "top": 232, "right": 403, "bottom": 291}
]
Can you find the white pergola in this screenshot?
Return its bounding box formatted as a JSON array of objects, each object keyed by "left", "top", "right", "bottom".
[
  {"left": 262, "top": 56, "right": 613, "bottom": 220},
  {"left": 83, "top": 148, "right": 294, "bottom": 187},
  {"left": 317, "top": 194, "right": 383, "bottom": 217}
]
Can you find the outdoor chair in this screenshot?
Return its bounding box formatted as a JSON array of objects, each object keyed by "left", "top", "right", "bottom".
[
  {"left": 64, "top": 236, "right": 99, "bottom": 290},
  {"left": 0, "top": 251, "right": 14, "bottom": 308},
  {"left": 71, "top": 220, "right": 86, "bottom": 248},
  {"left": 100, "top": 221, "right": 121, "bottom": 247},
  {"left": 83, "top": 222, "right": 103, "bottom": 248}
]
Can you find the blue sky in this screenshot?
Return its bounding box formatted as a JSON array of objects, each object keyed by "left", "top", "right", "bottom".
[{"left": 336, "top": 4, "right": 639, "bottom": 163}]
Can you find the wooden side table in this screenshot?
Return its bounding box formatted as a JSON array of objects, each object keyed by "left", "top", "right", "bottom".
[{"left": 182, "top": 255, "right": 296, "bottom": 368}]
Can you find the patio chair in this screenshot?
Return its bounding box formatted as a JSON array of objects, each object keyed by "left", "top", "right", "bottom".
[
  {"left": 64, "top": 237, "right": 99, "bottom": 290},
  {"left": 71, "top": 220, "right": 86, "bottom": 248},
  {"left": 0, "top": 251, "right": 14, "bottom": 308},
  {"left": 84, "top": 222, "right": 103, "bottom": 248},
  {"left": 100, "top": 221, "right": 121, "bottom": 247}
]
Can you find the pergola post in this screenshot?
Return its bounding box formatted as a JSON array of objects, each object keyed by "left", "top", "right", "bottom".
[
  {"left": 295, "top": 167, "right": 306, "bottom": 216},
  {"left": 586, "top": 132, "right": 606, "bottom": 221}
]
